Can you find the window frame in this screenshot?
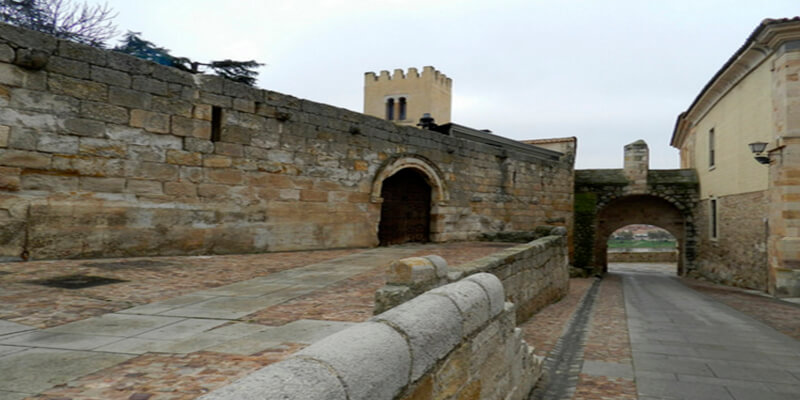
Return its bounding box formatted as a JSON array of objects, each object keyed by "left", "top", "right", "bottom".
[{"left": 709, "top": 197, "right": 718, "bottom": 241}]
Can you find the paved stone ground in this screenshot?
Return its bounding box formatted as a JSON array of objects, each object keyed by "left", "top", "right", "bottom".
[
  {"left": 0, "top": 242, "right": 513, "bottom": 400},
  {"left": 523, "top": 262, "right": 800, "bottom": 400}
]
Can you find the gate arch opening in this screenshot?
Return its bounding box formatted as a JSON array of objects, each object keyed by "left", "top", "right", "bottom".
[
  {"left": 607, "top": 224, "right": 678, "bottom": 274},
  {"left": 595, "top": 195, "right": 688, "bottom": 275},
  {"left": 378, "top": 168, "right": 432, "bottom": 245}
]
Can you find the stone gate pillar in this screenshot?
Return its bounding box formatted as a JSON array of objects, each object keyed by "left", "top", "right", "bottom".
[
  {"left": 623, "top": 140, "right": 648, "bottom": 194},
  {"left": 768, "top": 39, "right": 800, "bottom": 296}
]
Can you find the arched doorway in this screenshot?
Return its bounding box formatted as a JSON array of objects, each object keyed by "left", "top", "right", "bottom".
[
  {"left": 594, "top": 195, "right": 688, "bottom": 275},
  {"left": 378, "top": 168, "right": 432, "bottom": 245}
]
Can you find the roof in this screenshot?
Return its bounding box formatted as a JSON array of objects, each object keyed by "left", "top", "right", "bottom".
[
  {"left": 521, "top": 137, "right": 576, "bottom": 145},
  {"left": 670, "top": 17, "right": 800, "bottom": 148}
]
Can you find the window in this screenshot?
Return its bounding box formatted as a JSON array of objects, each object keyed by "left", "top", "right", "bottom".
[
  {"left": 710, "top": 198, "right": 718, "bottom": 240},
  {"left": 398, "top": 97, "right": 407, "bottom": 120},
  {"left": 211, "top": 106, "right": 223, "bottom": 142},
  {"left": 385, "top": 98, "right": 395, "bottom": 120},
  {"left": 708, "top": 128, "right": 715, "bottom": 168}
]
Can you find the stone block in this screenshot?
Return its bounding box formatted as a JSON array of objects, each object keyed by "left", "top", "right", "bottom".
[
  {"left": 205, "top": 169, "right": 243, "bottom": 185},
  {"left": 80, "top": 177, "right": 125, "bottom": 193},
  {"left": 465, "top": 273, "right": 505, "bottom": 317},
  {"left": 199, "top": 91, "right": 232, "bottom": 108},
  {"left": 0, "top": 149, "right": 50, "bottom": 168},
  {"left": 430, "top": 280, "right": 491, "bottom": 337},
  {"left": 197, "top": 183, "right": 230, "bottom": 199},
  {"left": 203, "top": 155, "right": 232, "bottom": 168},
  {"left": 372, "top": 293, "right": 462, "bottom": 381},
  {"left": 45, "top": 56, "right": 89, "bottom": 79},
  {"left": 152, "top": 96, "right": 193, "bottom": 118},
  {"left": 7, "top": 127, "right": 36, "bottom": 150},
  {"left": 184, "top": 137, "right": 214, "bottom": 154},
  {"left": 164, "top": 181, "right": 197, "bottom": 197},
  {"left": 387, "top": 257, "right": 437, "bottom": 285},
  {"left": 79, "top": 138, "right": 126, "bottom": 158},
  {"left": 198, "top": 358, "right": 346, "bottom": 400},
  {"left": 10, "top": 87, "right": 81, "bottom": 114},
  {"left": 132, "top": 76, "right": 167, "bottom": 95},
  {"left": 166, "top": 149, "right": 202, "bottom": 166},
  {"left": 126, "top": 179, "right": 162, "bottom": 195},
  {"left": 49, "top": 74, "right": 107, "bottom": 101},
  {"left": 220, "top": 125, "right": 252, "bottom": 144},
  {"left": 109, "top": 86, "right": 151, "bottom": 109},
  {"left": 193, "top": 104, "right": 212, "bottom": 121},
  {"left": 0, "top": 63, "right": 25, "bottom": 87},
  {"left": 58, "top": 40, "right": 106, "bottom": 65},
  {"left": 0, "top": 125, "right": 8, "bottom": 148},
  {"left": 106, "top": 125, "right": 182, "bottom": 149},
  {"left": 0, "top": 43, "right": 14, "bottom": 63},
  {"left": 297, "top": 322, "right": 411, "bottom": 400},
  {"left": 80, "top": 101, "right": 129, "bottom": 124},
  {"left": 21, "top": 173, "right": 78, "bottom": 191},
  {"left": 180, "top": 166, "right": 204, "bottom": 183},
  {"left": 299, "top": 189, "right": 327, "bottom": 202},
  {"left": 423, "top": 255, "right": 448, "bottom": 278},
  {"left": 233, "top": 98, "right": 256, "bottom": 113},
  {"left": 130, "top": 162, "right": 179, "bottom": 181},
  {"left": 107, "top": 52, "right": 153, "bottom": 74},
  {"left": 90, "top": 65, "right": 131, "bottom": 87},
  {"left": 62, "top": 118, "right": 106, "bottom": 138},
  {"left": 0, "top": 166, "right": 20, "bottom": 191},
  {"left": 152, "top": 66, "right": 195, "bottom": 86},
  {"left": 172, "top": 116, "right": 211, "bottom": 139},
  {"left": 214, "top": 142, "right": 244, "bottom": 157},
  {"left": 37, "top": 134, "right": 79, "bottom": 154},
  {"left": 130, "top": 109, "right": 170, "bottom": 134}
]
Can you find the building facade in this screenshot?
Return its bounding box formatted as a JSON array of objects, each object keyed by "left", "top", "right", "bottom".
[
  {"left": 672, "top": 18, "right": 800, "bottom": 296},
  {"left": 364, "top": 66, "right": 452, "bottom": 126}
]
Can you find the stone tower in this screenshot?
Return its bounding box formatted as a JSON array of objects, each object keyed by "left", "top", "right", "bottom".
[{"left": 364, "top": 66, "right": 452, "bottom": 126}]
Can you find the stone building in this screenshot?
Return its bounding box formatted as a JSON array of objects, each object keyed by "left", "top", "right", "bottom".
[
  {"left": 363, "top": 66, "right": 452, "bottom": 126},
  {"left": 671, "top": 17, "right": 800, "bottom": 296},
  {"left": 0, "top": 23, "right": 573, "bottom": 261}
]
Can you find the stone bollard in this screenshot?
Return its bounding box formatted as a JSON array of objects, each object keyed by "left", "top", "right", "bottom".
[{"left": 374, "top": 255, "right": 448, "bottom": 314}]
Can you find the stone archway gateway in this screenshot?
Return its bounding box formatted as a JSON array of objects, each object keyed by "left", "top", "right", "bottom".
[
  {"left": 573, "top": 141, "right": 699, "bottom": 276},
  {"left": 371, "top": 155, "right": 449, "bottom": 245}
]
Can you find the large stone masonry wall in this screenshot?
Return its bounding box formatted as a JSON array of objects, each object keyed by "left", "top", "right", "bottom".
[
  {"left": 694, "top": 192, "right": 769, "bottom": 290},
  {"left": 200, "top": 273, "right": 541, "bottom": 400},
  {"left": 375, "top": 231, "right": 569, "bottom": 324},
  {"left": 0, "top": 23, "right": 573, "bottom": 260}
]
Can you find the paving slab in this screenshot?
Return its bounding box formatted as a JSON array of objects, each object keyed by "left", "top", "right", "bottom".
[
  {"left": 0, "top": 331, "right": 126, "bottom": 350},
  {"left": 45, "top": 313, "right": 183, "bottom": 337},
  {"left": 158, "top": 296, "right": 285, "bottom": 319},
  {"left": 0, "top": 390, "right": 29, "bottom": 400},
  {"left": 254, "top": 319, "right": 356, "bottom": 344},
  {"left": 117, "top": 294, "right": 219, "bottom": 315},
  {"left": 0, "top": 321, "right": 34, "bottom": 337},
  {"left": 136, "top": 318, "right": 228, "bottom": 340},
  {"left": 581, "top": 360, "right": 634, "bottom": 379},
  {"left": 0, "top": 348, "right": 132, "bottom": 393},
  {"left": 0, "top": 345, "right": 26, "bottom": 357}
]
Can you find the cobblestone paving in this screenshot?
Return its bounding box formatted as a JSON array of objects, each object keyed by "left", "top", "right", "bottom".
[
  {"left": 519, "top": 278, "right": 594, "bottom": 358},
  {"left": 2, "top": 242, "right": 511, "bottom": 400},
  {"left": 682, "top": 278, "right": 800, "bottom": 340}
]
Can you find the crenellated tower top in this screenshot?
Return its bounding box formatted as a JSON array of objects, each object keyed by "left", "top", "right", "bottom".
[{"left": 363, "top": 66, "right": 452, "bottom": 126}]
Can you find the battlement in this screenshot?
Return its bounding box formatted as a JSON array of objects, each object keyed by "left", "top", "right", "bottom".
[{"left": 365, "top": 66, "right": 452, "bottom": 88}]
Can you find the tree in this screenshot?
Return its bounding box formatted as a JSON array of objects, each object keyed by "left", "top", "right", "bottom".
[
  {"left": 0, "top": 0, "right": 116, "bottom": 47},
  {"left": 114, "top": 31, "right": 264, "bottom": 87}
]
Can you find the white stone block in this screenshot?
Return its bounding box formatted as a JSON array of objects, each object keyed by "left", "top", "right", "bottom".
[
  {"left": 465, "top": 272, "right": 505, "bottom": 317},
  {"left": 430, "top": 280, "right": 490, "bottom": 337}
]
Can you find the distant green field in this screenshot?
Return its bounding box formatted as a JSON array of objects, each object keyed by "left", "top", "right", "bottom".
[{"left": 607, "top": 240, "right": 677, "bottom": 249}]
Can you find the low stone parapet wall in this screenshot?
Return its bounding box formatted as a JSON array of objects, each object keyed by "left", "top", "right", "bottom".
[
  {"left": 607, "top": 249, "right": 677, "bottom": 263},
  {"left": 375, "top": 230, "right": 569, "bottom": 323},
  {"left": 200, "top": 273, "right": 541, "bottom": 400}
]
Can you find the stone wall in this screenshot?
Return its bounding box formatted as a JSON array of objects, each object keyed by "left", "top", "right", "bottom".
[
  {"left": 375, "top": 231, "right": 569, "bottom": 324},
  {"left": 200, "top": 273, "right": 541, "bottom": 400},
  {"left": 0, "top": 23, "right": 573, "bottom": 260},
  {"left": 607, "top": 249, "right": 678, "bottom": 263},
  {"left": 693, "top": 192, "right": 769, "bottom": 290}
]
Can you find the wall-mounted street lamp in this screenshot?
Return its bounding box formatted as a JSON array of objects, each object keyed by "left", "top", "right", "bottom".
[{"left": 748, "top": 142, "right": 770, "bottom": 165}]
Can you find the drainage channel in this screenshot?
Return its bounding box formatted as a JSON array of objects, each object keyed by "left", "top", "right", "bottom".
[{"left": 528, "top": 277, "right": 602, "bottom": 400}]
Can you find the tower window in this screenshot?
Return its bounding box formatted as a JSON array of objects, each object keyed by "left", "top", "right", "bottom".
[
  {"left": 386, "top": 98, "right": 395, "bottom": 120},
  {"left": 710, "top": 198, "right": 718, "bottom": 240},
  {"left": 398, "top": 97, "right": 407, "bottom": 120}
]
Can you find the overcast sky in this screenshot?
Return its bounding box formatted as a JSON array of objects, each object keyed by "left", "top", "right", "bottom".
[{"left": 103, "top": 0, "right": 798, "bottom": 169}]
